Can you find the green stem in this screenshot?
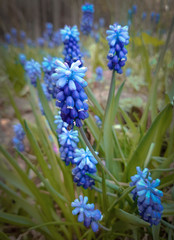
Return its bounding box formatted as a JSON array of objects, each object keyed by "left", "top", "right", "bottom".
[
  {"left": 92, "top": 186, "right": 117, "bottom": 197},
  {"left": 96, "top": 70, "right": 116, "bottom": 152},
  {"left": 104, "top": 70, "right": 116, "bottom": 119},
  {"left": 79, "top": 127, "right": 121, "bottom": 187}
]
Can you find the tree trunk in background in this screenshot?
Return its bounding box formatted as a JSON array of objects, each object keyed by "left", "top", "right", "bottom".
[
  {"left": 53, "top": 0, "right": 60, "bottom": 30},
  {"left": 41, "top": 0, "right": 47, "bottom": 33},
  {"left": 32, "top": 0, "right": 40, "bottom": 39}
]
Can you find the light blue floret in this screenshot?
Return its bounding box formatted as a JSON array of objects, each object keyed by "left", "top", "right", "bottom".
[{"left": 53, "top": 60, "right": 87, "bottom": 90}]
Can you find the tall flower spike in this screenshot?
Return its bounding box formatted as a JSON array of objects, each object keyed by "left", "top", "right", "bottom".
[
  {"left": 25, "top": 59, "right": 41, "bottom": 87},
  {"left": 60, "top": 25, "right": 82, "bottom": 67},
  {"left": 130, "top": 167, "right": 163, "bottom": 226},
  {"left": 53, "top": 60, "right": 89, "bottom": 128},
  {"left": 72, "top": 195, "right": 102, "bottom": 232},
  {"left": 106, "top": 23, "right": 130, "bottom": 74},
  {"left": 81, "top": 3, "right": 94, "bottom": 35}
]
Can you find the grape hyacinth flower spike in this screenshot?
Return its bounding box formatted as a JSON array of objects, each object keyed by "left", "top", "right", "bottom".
[
  {"left": 12, "top": 124, "right": 25, "bottom": 152},
  {"left": 72, "top": 147, "right": 98, "bottom": 189},
  {"left": 19, "top": 53, "right": 26, "bottom": 66},
  {"left": 130, "top": 167, "right": 163, "bottom": 226},
  {"left": 25, "top": 59, "right": 41, "bottom": 87},
  {"left": 81, "top": 3, "right": 94, "bottom": 35},
  {"left": 42, "top": 56, "right": 60, "bottom": 98},
  {"left": 106, "top": 23, "right": 130, "bottom": 74},
  {"left": 72, "top": 195, "right": 102, "bottom": 232},
  {"left": 96, "top": 67, "right": 103, "bottom": 81},
  {"left": 53, "top": 59, "right": 89, "bottom": 128},
  {"left": 58, "top": 126, "right": 79, "bottom": 165},
  {"left": 60, "top": 25, "right": 82, "bottom": 66}
]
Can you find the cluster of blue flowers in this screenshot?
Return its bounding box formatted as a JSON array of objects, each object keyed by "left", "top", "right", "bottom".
[
  {"left": 52, "top": 60, "right": 89, "bottom": 128},
  {"left": 151, "top": 12, "right": 160, "bottom": 24},
  {"left": 128, "top": 5, "right": 137, "bottom": 21},
  {"left": 81, "top": 3, "right": 94, "bottom": 35},
  {"left": 42, "top": 22, "right": 62, "bottom": 48},
  {"left": 4, "top": 28, "right": 27, "bottom": 48},
  {"left": 58, "top": 126, "right": 79, "bottom": 166},
  {"left": 42, "top": 56, "right": 61, "bottom": 98},
  {"left": 130, "top": 167, "right": 163, "bottom": 226},
  {"left": 106, "top": 24, "right": 129, "bottom": 74},
  {"left": 54, "top": 112, "right": 97, "bottom": 189},
  {"left": 72, "top": 147, "right": 98, "bottom": 189},
  {"left": 60, "top": 25, "right": 82, "bottom": 67},
  {"left": 95, "top": 67, "right": 103, "bottom": 81},
  {"left": 25, "top": 59, "right": 41, "bottom": 87},
  {"left": 55, "top": 112, "right": 79, "bottom": 165},
  {"left": 72, "top": 195, "right": 102, "bottom": 232},
  {"left": 12, "top": 124, "right": 25, "bottom": 152},
  {"left": 142, "top": 12, "right": 147, "bottom": 21}
]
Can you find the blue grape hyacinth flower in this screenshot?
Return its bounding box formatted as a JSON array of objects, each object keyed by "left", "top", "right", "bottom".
[
  {"left": 72, "top": 147, "right": 98, "bottom": 189},
  {"left": 13, "top": 124, "right": 25, "bottom": 141},
  {"left": 20, "top": 31, "right": 26, "bottom": 40},
  {"left": 12, "top": 137, "right": 25, "bottom": 152},
  {"left": 37, "top": 37, "right": 45, "bottom": 47},
  {"left": 132, "top": 5, "right": 137, "bottom": 14},
  {"left": 60, "top": 25, "right": 82, "bottom": 66},
  {"left": 42, "top": 56, "right": 60, "bottom": 98},
  {"left": 106, "top": 23, "right": 129, "bottom": 74},
  {"left": 53, "top": 60, "right": 89, "bottom": 128},
  {"left": 58, "top": 126, "right": 79, "bottom": 165},
  {"left": 25, "top": 59, "right": 41, "bottom": 87},
  {"left": 72, "top": 195, "right": 102, "bottom": 232},
  {"left": 96, "top": 67, "right": 103, "bottom": 81},
  {"left": 130, "top": 167, "right": 163, "bottom": 226},
  {"left": 19, "top": 53, "right": 26, "bottom": 66},
  {"left": 13, "top": 124, "right": 25, "bottom": 152},
  {"left": 74, "top": 147, "right": 98, "bottom": 171},
  {"left": 54, "top": 112, "right": 68, "bottom": 134},
  {"left": 142, "top": 12, "right": 147, "bottom": 21},
  {"left": 5, "top": 33, "right": 11, "bottom": 44},
  {"left": 94, "top": 115, "right": 102, "bottom": 128},
  {"left": 81, "top": 3, "right": 94, "bottom": 35}
]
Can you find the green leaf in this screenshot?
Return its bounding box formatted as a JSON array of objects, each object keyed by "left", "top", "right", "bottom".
[
  {"left": 152, "top": 225, "right": 160, "bottom": 240},
  {"left": 104, "top": 81, "right": 125, "bottom": 176},
  {"left": 163, "top": 203, "right": 174, "bottom": 216},
  {"left": 124, "top": 103, "right": 173, "bottom": 181},
  {"left": 0, "top": 211, "right": 34, "bottom": 227},
  {"left": 37, "top": 79, "right": 57, "bottom": 135},
  {"left": 85, "top": 86, "right": 104, "bottom": 117},
  {"left": 115, "top": 209, "right": 150, "bottom": 227},
  {"left": 87, "top": 173, "right": 122, "bottom": 192}
]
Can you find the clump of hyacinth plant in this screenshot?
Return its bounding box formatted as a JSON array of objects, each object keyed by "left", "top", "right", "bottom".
[
  {"left": 60, "top": 25, "right": 82, "bottom": 66},
  {"left": 81, "top": 3, "right": 94, "bottom": 35},
  {"left": 52, "top": 60, "right": 89, "bottom": 128}
]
